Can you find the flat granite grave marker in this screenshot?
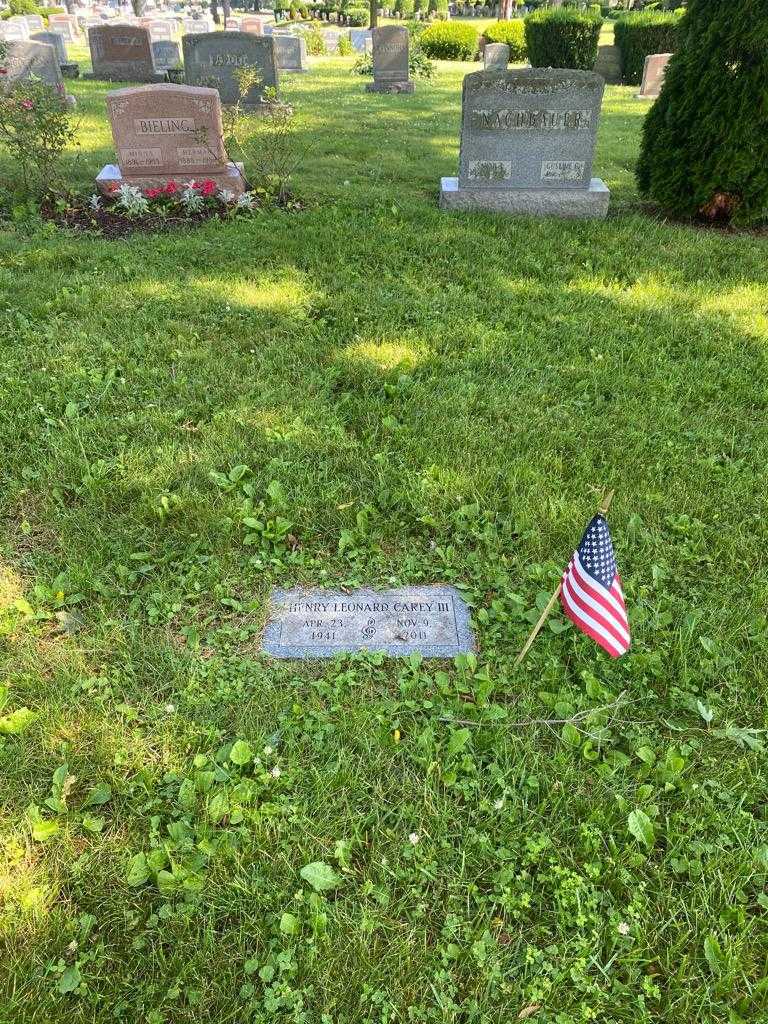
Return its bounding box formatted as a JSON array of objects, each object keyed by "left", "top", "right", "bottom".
[
  {"left": 273, "top": 34, "right": 307, "bottom": 72},
  {"left": 183, "top": 31, "right": 279, "bottom": 107},
  {"left": 440, "top": 67, "right": 609, "bottom": 219},
  {"left": 262, "top": 587, "right": 474, "bottom": 659},
  {"left": 88, "top": 24, "right": 164, "bottom": 81},
  {"left": 1, "top": 40, "right": 76, "bottom": 108},
  {"left": 636, "top": 52, "right": 671, "bottom": 99},
  {"left": 96, "top": 82, "right": 245, "bottom": 194},
  {"left": 367, "top": 25, "right": 412, "bottom": 93},
  {"left": 483, "top": 42, "right": 509, "bottom": 71}
]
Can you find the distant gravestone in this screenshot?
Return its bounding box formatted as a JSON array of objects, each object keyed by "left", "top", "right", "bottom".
[
  {"left": 636, "top": 52, "right": 671, "bottom": 99},
  {"left": 24, "top": 14, "right": 45, "bottom": 31},
  {"left": 483, "top": 42, "right": 508, "bottom": 71},
  {"left": 152, "top": 38, "right": 181, "bottom": 69},
  {"left": 1, "top": 21, "right": 30, "bottom": 42},
  {"left": 183, "top": 31, "right": 279, "bottom": 107},
  {"left": 593, "top": 42, "right": 621, "bottom": 85},
  {"left": 48, "top": 14, "right": 80, "bottom": 42},
  {"left": 350, "top": 28, "right": 371, "bottom": 53},
  {"left": 440, "top": 68, "right": 609, "bottom": 218},
  {"left": 31, "top": 30, "right": 67, "bottom": 64},
  {"left": 273, "top": 34, "right": 307, "bottom": 72},
  {"left": 321, "top": 28, "right": 342, "bottom": 53},
  {"left": 262, "top": 587, "right": 474, "bottom": 659},
  {"left": 225, "top": 17, "right": 241, "bottom": 29},
  {"left": 367, "top": 25, "right": 412, "bottom": 93},
  {"left": 183, "top": 19, "right": 209, "bottom": 34},
  {"left": 96, "top": 82, "right": 245, "bottom": 194},
  {"left": 148, "top": 21, "right": 173, "bottom": 41},
  {"left": 1, "top": 40, "right": 75, "bottom": 108},
  {"left": 7, "top": 16, "right": 32, "bottom": 39},
  {"left": 88, "top": 24, "right": 163, "bottom": 81},
  {"left": 241, "top": 15, "right": 266, "bottom": 34}
]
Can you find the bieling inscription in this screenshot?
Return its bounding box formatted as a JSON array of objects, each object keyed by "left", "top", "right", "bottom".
[{"left": 262, "top": 586, "right": 474, "bottom": 658}]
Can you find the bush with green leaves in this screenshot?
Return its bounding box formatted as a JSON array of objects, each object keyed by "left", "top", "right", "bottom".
[
  {"left": 636, "top": 0, "right": 768, "bottom": 227},
  {"left": 482, "top": 19, "right": 526, "bottom": 61},
  {"left": 524, "top": 7, "right": 602, "bottom": 71},
  {"left": 302, "top": 22, "right": 326, "bottom": 54},
  {"left": 613, "top": 11, "right": 681, "bottom": 84},
  {"left": 419, "top": 21, "right": 478, "bottom": 60},
  {"left": 345, "top": 4, "right": 367, "bottom": 25},
  {"left": 0, "top": 70, "right": 76, "bottom": 200},
  {"left": 352, "top": 43, "right": 434, "bottom": 78}
]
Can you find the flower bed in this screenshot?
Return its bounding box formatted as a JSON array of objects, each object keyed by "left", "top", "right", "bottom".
[{"left": 42, "top": 178, "right": 302, "bottom": 239}]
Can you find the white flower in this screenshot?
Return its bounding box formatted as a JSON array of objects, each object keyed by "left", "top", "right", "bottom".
[
  {"left": 263, "top": 746, "right": 273, "bottom": 756},
  {"left": 618, "top": 921, "right": 630, "bottom": 936},
  {"left": 115, "top": 183, "right": 149, "bottom": 216},
  {"left": 270, "top": 765, "right": 281, "bottom": 779},
  {"left": 164, "top": 703, "right": 176, "bottom": 714},
  {"left": 89, "top": 194, "right": 101, "bottom": 211},
  {"left": 219, "top": 188, "right": 236, "bottom": 205},
  {"left": 181, "top": 187, "right": 204, "bottom": 212},
  {"left": 408, "top": 832, "right": 420, "bottom": 846},
  {"left": 493, "top": 798, "right": 505, "bottom": 811}
]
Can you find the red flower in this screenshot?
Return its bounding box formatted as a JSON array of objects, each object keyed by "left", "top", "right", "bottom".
[
  {"left": 20, "top": 99, "right": 34, "bottom": 110},
  {"left": 108, "top": 182, "right": 119, "bottom": 193},
  {"left": 200, "top": 179, "right": 217, "bottom": 197},
  {"left": 164, "top": 180, "right": 179, "bottom": 194},
  {"left": 144, "top": 187, "right": 162, "bottom": 198}
]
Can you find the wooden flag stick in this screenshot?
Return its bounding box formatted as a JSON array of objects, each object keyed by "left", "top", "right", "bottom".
[{"left": 513, "top": 488, "right": 615, "bottom": 669}]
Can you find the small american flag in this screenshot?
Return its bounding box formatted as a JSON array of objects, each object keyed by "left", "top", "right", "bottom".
[{"left": 560, "top": 515, "right": 630, "bottom": 658}]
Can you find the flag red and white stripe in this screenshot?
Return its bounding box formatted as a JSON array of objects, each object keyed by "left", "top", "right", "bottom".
[{"left": 559, "top": 515, "right": 630, "bottom": 658}]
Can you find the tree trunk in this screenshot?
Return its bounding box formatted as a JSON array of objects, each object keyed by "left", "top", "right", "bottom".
[
  {"left": 499, "top": 0, "right": 513, "bottom": 18},
  {"left": 370, "top": 0, "right": 377, "bottom": 27},
  {"left": 222, "top": 0, "right": 231, "bottom": 21},
  {"left": 130, "top": 0, "right": 147, "bottom": 16},
  {"left": 210, "top": 0, "right": 220, "bottom": 23}
]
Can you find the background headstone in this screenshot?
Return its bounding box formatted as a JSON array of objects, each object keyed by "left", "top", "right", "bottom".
[
  {"left": 593, "top": 43, "right": 621, "bottom": 85},
  {"left": 1, "top": 40, "right": 75, "bottom": 108},
  {"left": 273, "top": 34, "right": 307, "bottom": 72},
  {"left": 637, "top": 52, "right": 671, "bottom": 99},
  {"left": 440, "top": 68, "right": 609, "bottom": 218},
  {"left": 88, "top": 24, "right": 162, "bottom": 81},
  {"left": 483, "top": 42, "right": 508, "bottom": 71},
  {"left": 97, "top": 82, "right": 245, "bottom": 194},
  {"left": 367, "top": 25, "right": 412, "bottom": 94},
  {"left": 350, "top": 28, "right": 371, "bottom": 53},
  {"left": 24, "top": 14, "right": 46, "bottom": 31},
  {"left": 31, "top": 30, "right": 67, "bottom": 64},
  {"left": 241, "top": 15, "right": 266, "bottom": 34},
  {"left": 152, "top": 38, "right": 181, "bottom": 70},
  {"left": 7, "top": 16, "right": 32, "bottom": 39},
  {"left": 1, "top": 21, "right": 31, "bottom": 42},
  {"left": 48, "top": 14, "right": 80, "bottom": 42},
  {"left": 183, "top": 31, "right": 279, "bottom": 107}
]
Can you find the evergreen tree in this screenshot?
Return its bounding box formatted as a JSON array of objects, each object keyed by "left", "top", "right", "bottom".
[{"left": 636, "top": 0, "right": 768, "bottom": 226}]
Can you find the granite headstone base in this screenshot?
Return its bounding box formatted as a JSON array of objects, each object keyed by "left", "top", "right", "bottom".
[
  {"left": 439, "top": 176, "right": 610, "bottom": 219},
  {"left": 96, "top": 161, "right": 246, "bottom": 196},
  {"left": 61, "top": 61, "right": 80, "bottom": 78},
  {"left": 366, "top": 80, "right": 414, "bottom": 93},
  {"left": 85, "top": 68, "right": 166, "bottom": 83}
]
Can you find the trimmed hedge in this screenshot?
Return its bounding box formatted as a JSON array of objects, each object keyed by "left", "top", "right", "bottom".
[
  {"left": 482, "top": 19, "right": 526, "bottom": 62},
  {"left": 613, "top": 11, "right": 681, "bottom": 85},
  {"left": 419, "top": 21, "right": 478, "bottom": 60},
  {"left": 1, "top": 3, "right": 65, "bottom": 18},
  {"left": 524, "top": 8, "right": 602, "bottom": 71},
  {"left": 637, "top": 0, "right": 768, "bottom": 226}
]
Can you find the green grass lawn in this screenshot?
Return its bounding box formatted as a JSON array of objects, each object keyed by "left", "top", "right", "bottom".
[{"left": 1, "top": 48, "right": 768, "bottom": 1024}]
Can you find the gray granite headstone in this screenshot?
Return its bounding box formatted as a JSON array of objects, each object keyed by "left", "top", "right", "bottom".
[
  {"left": 593, "top": 42, "right": 621, "bottom": 85},
  {"left": 350, "top": 28, "right": 371, "bottom": 53},
  {"left": 1, "top": 21, "right": 30, "bottom": 42},
  {"left": 31, "top": 30, "right": 67, "bottom": 64},
  {"left": 440, "top": 68, "right": 609, "bottom": 218},
  {"left": 262, "top": 587, "right": 474, "bottom": 659},
  {"left": 367, "top": 25, "right": 412, "bottom": 94},
  {"left": 24, "top": 14, "right": 45, "bottom": 31},
  {"left": 48, "top": 14, "right": 79, "bottom": 43},
  {"left": 152, "top": 38, "right": 182, "bottom": 69},
  {"left": 1, "top": 40, "right": 74, "bottom": 107},
  {"left": 183, "top": 31, "right": 279, "bottom": 107},
  {"left": 273, "top": 34, "right": 307, "bottom": 72},
  {"left": 483, "top": 42, "right": 509, "bottom": 71},
  {"left": 88, "top": 24, "right": 162, "bottom": 81}
]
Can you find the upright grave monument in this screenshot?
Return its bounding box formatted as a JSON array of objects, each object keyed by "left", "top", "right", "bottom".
[
  {"left": 183, "top": 31, "right": 280, "bottom": 108},
  {"left": 1, "top": 40, "right": 76, "bottom": 109},
  {"left": 88, "top": 24, "right": 164, "bottom": 82},
  {"left": 241, "top": 15, "right": 266, "bottom": 34},
  {"left": 31, "top": 30, "right": 79, "bottom": 78},
  {"left": 367, "top": 25, "right": 412, "bottom": 93},
  {"left": 152, "top": 38, "right": 182, "bottom": 71},
  {"left": 483, "top": 42, "right": 509, "bottom": 71},
  {"left": 96, "top": 83, "right": 245, "bottom": 195},
  {"left": 263, "top": 587, "right": 474, "bottom": 659},
  {"left": 636, "top": 52, "right": 671, "bottom": 99},
  {"left": 439, "top": 68, "right": 609, "bottom": 219},
  {"left": 48, "top": 14, "right": 80, "bottom": 43},
  {"left": 273, "top": 34, "right": 308, "bottom": 73}
]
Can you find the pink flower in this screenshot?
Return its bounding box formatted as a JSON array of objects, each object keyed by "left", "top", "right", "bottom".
[
  {"left": 144, "top": 187, "right": 162, "bottom": 198},
  {"left": 164, "top": 180, "right": 179, "bottom": 194},
  {"left": 200, "top": 179, "right": 217, "bottom": 197},
  {"left": 20, "top": 99, "right": 34, "bottom": 110}
]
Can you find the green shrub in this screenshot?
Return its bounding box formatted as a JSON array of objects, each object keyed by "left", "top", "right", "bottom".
[
  {"left": 524, "top": 8, "right": 602, "bottom": 70},
  {"left": 613, "top": 11, "right": 680, "bottom": 84},
  {"left": 482, "top": 19, "right": 526, "bottom": 61},
  {"left": 586, "top": 3, "right": 600, "bottom": 15},
  {"left": 302, "top": 22, "right": 326, "bottom": 53},
  {"left": 337, "top": 33, "right": 353, "bottom": 53},
  {"left": 345, "top": 4, "right": 368, "bottom": 24},
  {"left": 352, "top": 42, "right": 434, "bottom": 78},
  {"left": 419, "top": 21, "right": 478, "bottom": 60},
  {"left": 1, "top": 4, "right": 63, "bottom": 19},
  {"left": 399, "top": 0, "right": 415, "bottom": 17},
  {"left": 637, "top": 0, "right": 768, "bottom": 226},
  {"left": 9, "top": 0, "right": 39, "bottom": 14}
]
